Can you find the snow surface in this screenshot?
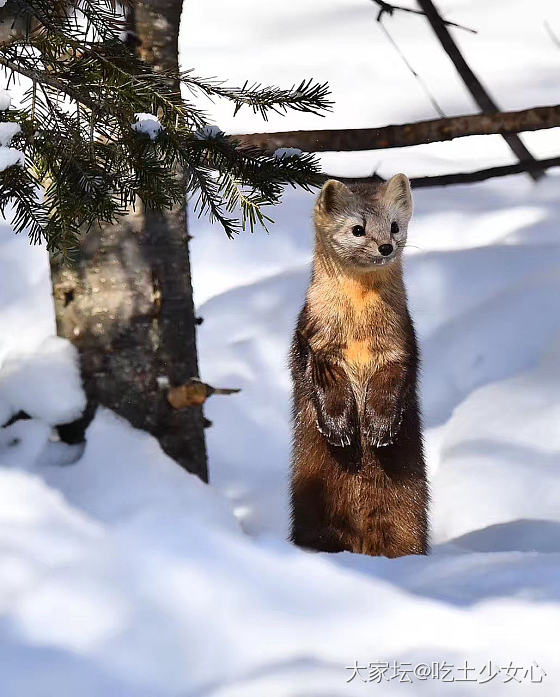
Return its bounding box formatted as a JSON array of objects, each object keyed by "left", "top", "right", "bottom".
[
  {"left": 0, "top": 336, "right": 86, "bottom": 427},
  {"left": 1, "top": 0, "right": 560, "bottom": 695}
]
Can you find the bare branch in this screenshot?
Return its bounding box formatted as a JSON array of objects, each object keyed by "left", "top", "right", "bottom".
[
  {"left": 544, "top": 20, "right": 560, "bottom": 50},
  {"left": 410, "top": 157, "right": 560, "bottom": 187},
  {"left": 416, "top": 0, "right": 541, "bottom": 181},
  {"left": 233, "top": 104, "right": 560, "bottom": 154},
  {"left": 323, "top": 156, "right": 560, "bottom": 189}
]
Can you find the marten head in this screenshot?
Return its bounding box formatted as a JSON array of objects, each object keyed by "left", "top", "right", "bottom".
[{"left": 314, "top": 174, "right": 413, "bottom": 271}]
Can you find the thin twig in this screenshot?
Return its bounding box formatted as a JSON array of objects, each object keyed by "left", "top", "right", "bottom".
[
  {"left": 544, "top": 20, "right": 560, "bottom": 50},
  {"left": 372, "top": 0, "right": 477, "bottom": 33},
  {"left": 167, "top": 379, "right": 240, "bottom": 409},
  {"left": 377, "top": 19, "right": 445, "bottom": 118},
  {"left": 416, "top": 0, "right": 541, "bottom": 181}
]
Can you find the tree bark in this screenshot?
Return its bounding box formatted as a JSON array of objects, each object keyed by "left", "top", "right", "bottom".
[
  {"left": 233, "top": 104, "right": 560, "bottom": 154},
  {"left": 50, "top": 0, "right": 208, "bottom": 481}
]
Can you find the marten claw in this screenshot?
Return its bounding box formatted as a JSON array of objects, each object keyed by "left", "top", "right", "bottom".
[
  {"left": 315, "top": 419, "right": 353, "bottom": 448},
  {"left": 375, "top": 425, "right": 397, "bottom": 446},
  {"left": 371, "top": 434, "right": 392, "bottom": 448},
  {"left": 367, "top": 409, "right": 404, "bottom": 448}
]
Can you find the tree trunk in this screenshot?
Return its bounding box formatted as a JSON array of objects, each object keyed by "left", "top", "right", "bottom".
[{"left": 50, "top": 0, "right": 208, "bottom": 481}]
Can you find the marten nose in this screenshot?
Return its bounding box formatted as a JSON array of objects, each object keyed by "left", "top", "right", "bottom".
[{"left": 378, "top": 243, "right": 394, "bottom": 257}]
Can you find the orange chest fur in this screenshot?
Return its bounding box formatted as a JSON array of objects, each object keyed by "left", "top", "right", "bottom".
[
  {"left": 308, "top": 268, "right": 407, "bottom": 378},
  {"left": 344, "top": 338, "right": 372, "bottom": 367},
  {"left": 343, "top": 300, "right": 408, "bottom": 384},
  {"left": 343, "top": 335, "right": 403, "bottom": 381}
]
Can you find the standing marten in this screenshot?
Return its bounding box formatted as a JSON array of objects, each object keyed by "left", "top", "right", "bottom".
[{"left": 290, "top": 174, "right": 429, "bottom": 558}]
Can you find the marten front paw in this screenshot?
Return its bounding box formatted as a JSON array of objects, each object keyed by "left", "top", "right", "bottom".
[
  {"left": 315, "top": 415, "right": 355, "bottom": 448},
  {"left": 308, "top": 355, "right": 359, "bottom": 448},
  {"left": 365, "top": 410, "right": 403, "bottom": 448}
]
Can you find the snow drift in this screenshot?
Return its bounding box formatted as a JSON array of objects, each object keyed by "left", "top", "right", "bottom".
[{"left": 1, "top": 0, "right": 560, "bottom": 694}]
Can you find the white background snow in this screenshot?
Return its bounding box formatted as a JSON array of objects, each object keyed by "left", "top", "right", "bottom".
[{"left": 0, "top": 0, "right": 560, "bottom": 695}]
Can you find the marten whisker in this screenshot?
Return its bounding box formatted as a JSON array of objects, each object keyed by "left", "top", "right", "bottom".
[{"left": 397, "top": 242, "right": 423, "bottom": 251}]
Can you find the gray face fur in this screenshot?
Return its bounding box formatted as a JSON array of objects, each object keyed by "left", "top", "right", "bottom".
[{"left": 314, "top": 174, "right": 413, "bottom": 271}]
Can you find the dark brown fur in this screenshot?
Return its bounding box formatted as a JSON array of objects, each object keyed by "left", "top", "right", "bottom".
[{"left": 290, "top": 179, "right": 429, "bottom": 557}]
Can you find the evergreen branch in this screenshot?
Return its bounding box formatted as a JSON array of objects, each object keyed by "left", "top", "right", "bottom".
[
  {"left": 0, "top": 0, "right": 331, "bottom": 252},
  {"left": 0, "top": 52, "right": 106, "bottom": 115},
  {"left": 0, "top": 165, "right": 47, "bottom": 244},
  {"left": 180, "top": 73, "right": 333, "bottom": 119},
  {"left": 220, "top": 171, "right": 274, "bottom": 233},
  {"left": 185, "top": 165, "right": 240, "bottom": 239}
]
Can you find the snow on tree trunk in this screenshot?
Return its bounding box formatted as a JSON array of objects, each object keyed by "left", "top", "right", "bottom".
[{"left": 50, "top": 0, "right": 208, "bottom": 481}]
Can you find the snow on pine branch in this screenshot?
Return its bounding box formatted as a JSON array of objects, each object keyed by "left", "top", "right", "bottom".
[
  {"left": 195, "top": 125, "right": 224, "bottom": 140},
  {"left": 0, "top": 89, "right": 11, "bottom": 110},
  {"left": 0, "top": 0, "right": 330, "bottom": 252},
  {"left": 273, "top": 148, "right": 302, "bottom": 159},
  {"left": 132, "top": 113, "right": 164, "bottom": 140},
  {"left": 0, "top": 93, "right": 24, "bottom": 173}
]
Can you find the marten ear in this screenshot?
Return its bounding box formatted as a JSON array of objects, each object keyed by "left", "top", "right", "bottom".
[
  {"left": 317, "top": 179, "right": 352, "bottom": 215},
  {"left": 383, "top": 173, "right": 413, "bottom": 221}
]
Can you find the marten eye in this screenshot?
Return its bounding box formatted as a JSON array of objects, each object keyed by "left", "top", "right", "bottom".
[
  {"left": 391, "top": 221, "right": 399, "bottom": 236},
  {"left": 352, "top": 225, "right": 366, "bottom": 237}
]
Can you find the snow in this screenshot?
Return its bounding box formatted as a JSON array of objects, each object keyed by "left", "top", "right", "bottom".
[
  {"left": 273, "top": 147, "right": 303, "bottom": 159},
  {"left": 131, "top": 112, "right": 163, "bottom": 140},
  {"left": 0, "top": 109, "right": 24, "bottom": 171},
  {"left": 0, "top": 89, "right": 10, "bottom": 112},
  {"left": 0, "top": 121, "right": 19, "bottom": 146},
  {"left": 195, "top": 124, "right": 224, "bottom": 139},
  {"left": 1, "top": 0, "right": 560, "bottom": 694},
  {"left": 0, "top": 209, "right": 54, "bottom": 360},
  {"left": 0, "top": 146, "right": 24, "bottom": 171},
  {"left": 0, "top": 336, "right": 86, "bottom": 427}
]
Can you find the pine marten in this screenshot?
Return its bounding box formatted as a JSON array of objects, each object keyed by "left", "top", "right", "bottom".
[{"left": 290, "top": 174, "right": 429, "bottom": 558}]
